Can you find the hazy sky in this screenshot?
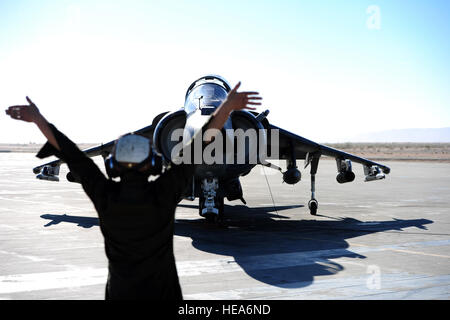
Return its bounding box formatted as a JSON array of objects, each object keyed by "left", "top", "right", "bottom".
[{"left": 1, "top": 0, "right": 449, "bottom": 143}]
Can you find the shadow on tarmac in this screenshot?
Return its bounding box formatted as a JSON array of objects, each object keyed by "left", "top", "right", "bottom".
[
  {"left": 175, "top": 204, "right": 433, "bottom": 288},
  {"left": 40, "top": 213, "right": 99, "bottom": 228},
  {"left": 40, "top": 204, "right": 433, "bottom": 289}
]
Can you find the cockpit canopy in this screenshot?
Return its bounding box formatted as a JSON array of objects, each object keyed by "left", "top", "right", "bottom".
[{"left": 184, "top": 75, "right": 230, "bottom": 115}]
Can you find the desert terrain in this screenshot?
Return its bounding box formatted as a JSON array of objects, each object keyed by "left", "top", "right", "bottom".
[{"left": 2, "top": 142, "right": 449, "bottom": 162}]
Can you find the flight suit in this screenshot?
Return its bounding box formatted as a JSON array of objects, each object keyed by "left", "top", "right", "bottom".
[{"left": 36, "top": 123, "right": 201, "bottom": 300}]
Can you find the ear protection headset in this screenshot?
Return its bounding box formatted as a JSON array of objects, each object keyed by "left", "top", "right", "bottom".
[{"left": 104, "top": 133, "right": 162, "bottom": 178}]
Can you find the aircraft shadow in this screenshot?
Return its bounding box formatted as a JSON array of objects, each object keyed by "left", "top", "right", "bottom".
[
  {"left": 175, "top": 204, "right": 433, "bottom": 289},
  {"left": 39, "top": 203, "right": 298, "bottom": 228},
  {"left": 177, "top": 203, "right": 301, "bottom": 220},
  {"left": 40, "top": 214, "right": 99, "bottom": 228},
  {"left": 40, "top": 205, "right": 433, "bottom": 290}
]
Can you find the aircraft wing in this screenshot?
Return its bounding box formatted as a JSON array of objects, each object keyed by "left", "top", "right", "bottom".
[
  {"left": 267, "top": 123, "right": 390, "bottom": 175},
  {"left": 32, "top": 111, "right": 169, "bottom": 181}
]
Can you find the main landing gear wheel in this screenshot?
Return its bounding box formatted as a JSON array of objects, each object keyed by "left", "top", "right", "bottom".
[{"left": 308, "top": 199, "right": 318, "bottom": 216}]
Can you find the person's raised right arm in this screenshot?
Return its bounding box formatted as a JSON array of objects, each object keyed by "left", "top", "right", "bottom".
[
  {"left": 6, "top": 97, "right": 108, "bottom": 209},
  {"left": 5, "top": 96, "right": 60, "bottom": 151}
]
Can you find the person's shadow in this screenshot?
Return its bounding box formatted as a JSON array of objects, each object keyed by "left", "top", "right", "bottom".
[{"left": 41, "top": 203, "right": 433, "bottom": 289}]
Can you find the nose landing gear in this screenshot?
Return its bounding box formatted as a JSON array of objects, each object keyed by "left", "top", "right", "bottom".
[{"left": 199, "top": 177, "right": 224, "bottom": 223}]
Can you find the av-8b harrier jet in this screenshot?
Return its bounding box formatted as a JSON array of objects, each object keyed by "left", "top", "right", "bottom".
[{"left": 33, "top": 75, "right": 390, "bottom": 221}]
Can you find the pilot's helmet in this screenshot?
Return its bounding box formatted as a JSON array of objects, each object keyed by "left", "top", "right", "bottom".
[
  {"left": 104, "top": 133, "right": 162, "bottom": 178},
  {"left": 184, "top": 75, "right": 231, "bottom": 114}
]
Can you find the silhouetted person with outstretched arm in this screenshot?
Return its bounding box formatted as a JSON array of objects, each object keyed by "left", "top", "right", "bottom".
[{"left": 5, "top": 82, "right": 262, "bottom": 300}]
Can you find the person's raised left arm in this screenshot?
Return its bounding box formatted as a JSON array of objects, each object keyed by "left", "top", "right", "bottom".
[{"left": 155, "top": 82, "right": 262, "bottom": 203}]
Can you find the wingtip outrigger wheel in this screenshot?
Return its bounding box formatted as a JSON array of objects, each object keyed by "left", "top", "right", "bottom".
[
  {"left": 308, "top": 152, "right": 321, "bottom": 216},
  {"left": 35, "top": 165, "right": 60, "bottom": 182},
  {"left": 308, "top": 199, "right": 318, "bottom": 216}
]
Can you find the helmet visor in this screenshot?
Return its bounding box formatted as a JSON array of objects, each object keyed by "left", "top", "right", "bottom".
[{"left": 114, "top": 134, "right": 150, "bottom": 164}]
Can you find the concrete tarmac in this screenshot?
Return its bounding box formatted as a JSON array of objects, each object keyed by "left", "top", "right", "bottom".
[{"left": 0, "top": 153, "right": 449, "bottom": 299}]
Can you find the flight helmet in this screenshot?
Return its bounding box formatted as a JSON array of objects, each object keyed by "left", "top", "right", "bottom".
[{"left": 104, "top": 133, "right": 162, "bottom": 178}]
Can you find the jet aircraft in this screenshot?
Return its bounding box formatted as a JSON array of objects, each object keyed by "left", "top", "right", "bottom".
[{"left": 33, "top": 75, "right": 390, "bottom": 221}]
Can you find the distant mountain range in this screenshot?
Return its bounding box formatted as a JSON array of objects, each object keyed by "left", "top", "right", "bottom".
[{"left": 349, "top": 127, "right": 450, "bottom": 143}]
